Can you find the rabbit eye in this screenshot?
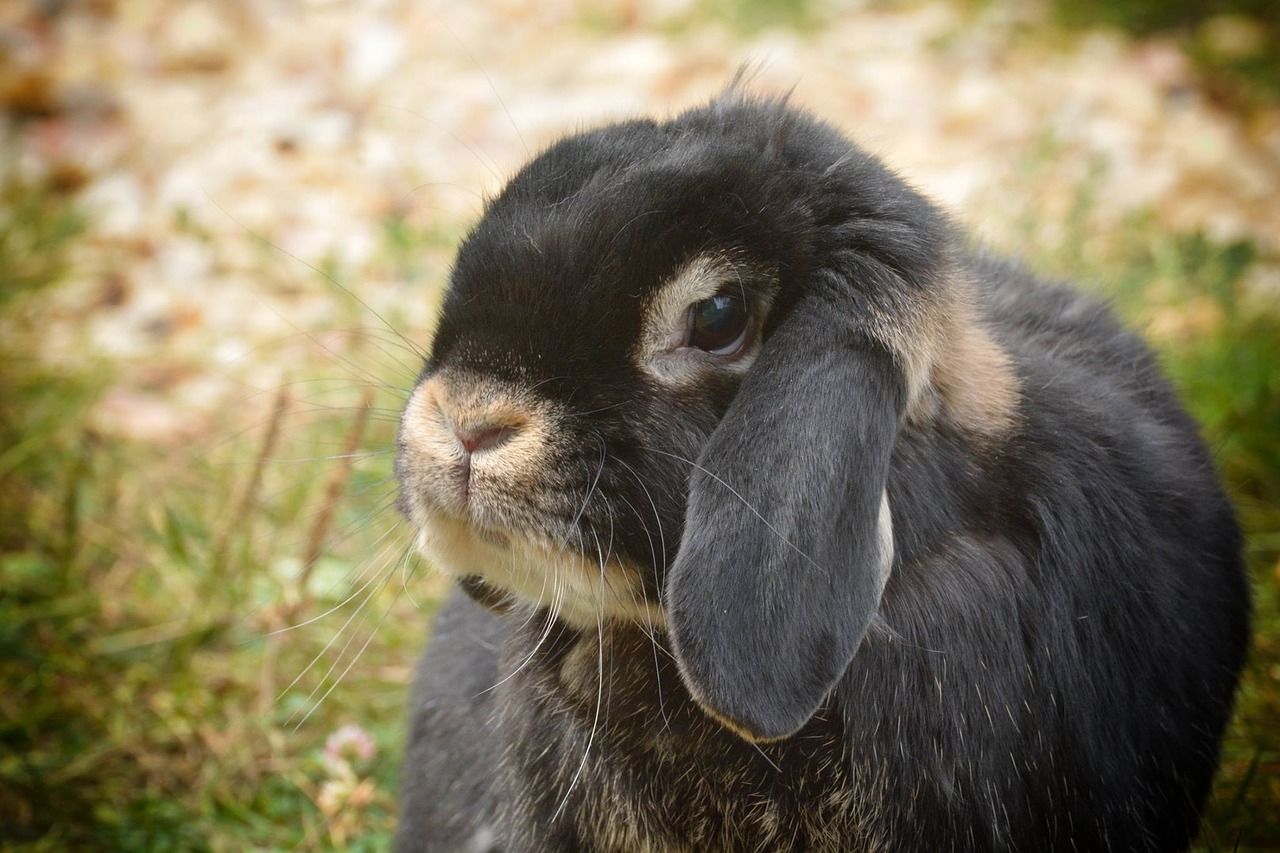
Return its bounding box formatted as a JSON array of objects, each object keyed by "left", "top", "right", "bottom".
[{"left": 687, "top": 294, "right": 749, "bottom": 355}]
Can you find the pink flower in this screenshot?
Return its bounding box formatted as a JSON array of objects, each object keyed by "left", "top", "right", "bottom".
[{"left": 323, "top": 723, "right": 376, "bottom": 769}]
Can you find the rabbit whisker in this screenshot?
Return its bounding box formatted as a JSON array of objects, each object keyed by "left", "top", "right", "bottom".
[
  {"left": 566, "top": 441, "right": 608, "bottom": 534},
  {"left": 278, "top": 405, "right": 404, "bottom": 424},
  {"left": 341, "top": 340, "right": 425, "bottom": 389},
  {"left": 328, "top": 326, "right": 430, "bottom": 367},
  {"left": 256, "top": 450, "right": 393, "bottom": 465},
  {"left": 265, "top": 519, "right": 408, "bottom": 638},
  {"left": 611, "top": 208, "right": 665, "bottom": 244},
  {"left": 567, "top": 400, "right": 633, "bottom": 419},
  {"left": 207, "top": 191, "right": 428, "bottom": 367},
  {"left": 476, "top": 546, "right": 571, "bottom": 697},
  {"left": 400, "top": 544, "right": 423, "bottom": 610},
  {"left": 610, "top": 490, "right": 674, "bottom": 729},
  {"left": 279, "top": 541, "right": 411, "bottom": 716},
  {"left": 339, "top": 476, "right": 401, "bottom": 501},
  {"left": 383, "top": 103, "right": 503, "bottom": 182},
  {"left": 401, "top": 178, "right": 486, "bottom": 205},
  {"left": 524, "top": 374, "right": 575, "bottom": 394},
  {"left": 316, "top": 492, "right": 402, "bottom": 557},
  {"left": 269, "top": 377, "right": 409, "bottom": 405},
  {"left": 421, "top": 10, "right": 527, "bottom": 155},
  {"left": 613, "top": 455, "right": 670, "bottom": 575},
  {"left": 231, "top": 497, "right": 401, "bottom": 632},
  {"left": 596, "top": 521, "right": 625, "bottom": 753},
  {"left": 218, "top": 409, "right": 403, "bottom": 457},
  {"left": 293, "top": 578, "right": 408, "bottom": 731},
  {"left": 256, "top": 486, "right": 397, "bottom": 548},
  {"left": 750, "top": 742, "right": 783, "bottom": 774},
  {"left": 578, "top": 442, "right": 653, "bottom": 626},
  {"left": 242, "top": 489, "right": 400, "bottom": 587},
  {"left": 297, "top": 323, "right": 427, "bottom": 374},
  {"left": 612, "top": 458, "right": 681, "bottom": 737},
  {"left": 550, "top": 526, "right": 610, "bottom": 827}
]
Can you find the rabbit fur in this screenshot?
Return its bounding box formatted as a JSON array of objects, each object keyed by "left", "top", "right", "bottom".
[{"left": 392, "top": 89, "right": 1251, "bottom": 852}]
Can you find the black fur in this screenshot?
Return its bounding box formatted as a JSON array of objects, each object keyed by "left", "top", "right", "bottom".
[{"left": 393, "top": 93, "right": 1250, "bottom": 852}]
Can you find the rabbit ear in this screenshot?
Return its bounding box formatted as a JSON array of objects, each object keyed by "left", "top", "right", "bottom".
[{"left": 666, "top": 296, "right": 904, "bottom": 742}]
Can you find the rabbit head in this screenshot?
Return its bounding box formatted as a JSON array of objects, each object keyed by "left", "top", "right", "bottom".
[{"left": 396, "top": 92, "right": 1019, "bottom": 742}]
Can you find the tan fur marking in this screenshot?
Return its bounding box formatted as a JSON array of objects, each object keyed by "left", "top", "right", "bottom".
[
  {"left": 682, "top": 687, "right": 793, "bottom": 744},
  {"left": 637, "top": 254, "right": 727, "bottom": 361},
  {"left": 558, "top": 634, "right": 602, "bottom": 701},
  {"left": 932, "top": 301, "right": 1020, "bottom": 436},
  {"left": 867, "top": 267, "right": 1019, "bottom": 437}
]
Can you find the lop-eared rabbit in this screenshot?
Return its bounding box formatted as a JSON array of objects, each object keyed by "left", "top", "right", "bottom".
[{"left": 393, "top": 90, "right": 1250, "bottom": 852}]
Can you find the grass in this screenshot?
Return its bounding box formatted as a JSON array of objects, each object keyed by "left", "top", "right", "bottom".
[
  {"left": 579, "top": 0, "right": 816, "bottom": 35},
  {"left": 0, "top": 170, "right": 444, "bottom": 850},
  {"left": 2, "top": 118, "right": 1279, "bottom": 853}
]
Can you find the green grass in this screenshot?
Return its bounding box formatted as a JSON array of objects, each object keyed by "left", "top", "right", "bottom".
[
  {"left": 701, "top": 0, "right": 816, "bottom": 34},
  {"left": 580, "top": 0, "right": 816, "bottom": 35},
  {"left": 0, "top": 172, "right": 444, "bottom": 850},
  {"left": 2, "top": 121, "right": 1279, "bottom": 852}
]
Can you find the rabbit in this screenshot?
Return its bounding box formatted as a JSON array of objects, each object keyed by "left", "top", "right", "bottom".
[{"left": 392, "top": 86, "right": 1251, "bottom": 853}]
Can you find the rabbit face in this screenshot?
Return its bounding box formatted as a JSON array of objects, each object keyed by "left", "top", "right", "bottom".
[
  {"left": 396, "top": 120, "right": 807, "bottom": 631},
  {"left": 396, "top": 96, "right": 1022, "bottom": 740}
]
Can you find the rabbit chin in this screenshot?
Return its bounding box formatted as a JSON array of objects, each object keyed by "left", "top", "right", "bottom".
[{"left": 414, "top": 513, "right": 666, "bottom": 630}]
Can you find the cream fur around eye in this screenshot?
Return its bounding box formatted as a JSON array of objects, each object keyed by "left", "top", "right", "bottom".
[{"left": 635, "top": 253, "right": 771, "bottom": 384}]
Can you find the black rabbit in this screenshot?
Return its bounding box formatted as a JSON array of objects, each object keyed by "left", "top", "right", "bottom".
[{"left": 392, "top": 88, "right": 1250, "bottom": 852}]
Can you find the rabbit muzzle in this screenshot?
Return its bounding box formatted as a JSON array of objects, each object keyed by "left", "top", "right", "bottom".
[{"left": 397, "top": 369, "right": 664, "bottom": 628}]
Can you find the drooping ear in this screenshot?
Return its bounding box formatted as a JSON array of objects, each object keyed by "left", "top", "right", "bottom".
[{"left": 666, "top": 296, "right": 905, "bottom": 741}]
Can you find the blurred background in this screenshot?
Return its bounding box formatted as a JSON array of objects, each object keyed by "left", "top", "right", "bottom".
[{"left": 1, "top": 0, "right": 1276, "bottom": 849}]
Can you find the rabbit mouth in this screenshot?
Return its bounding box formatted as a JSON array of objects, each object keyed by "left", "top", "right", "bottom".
[{"left": 413, "top": 512, "right": 666, "bottom": 629}]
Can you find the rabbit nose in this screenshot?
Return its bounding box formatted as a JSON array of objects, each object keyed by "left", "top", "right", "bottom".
[{"left": 452, "top": 422, "right": 517, "bottom": 454}]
